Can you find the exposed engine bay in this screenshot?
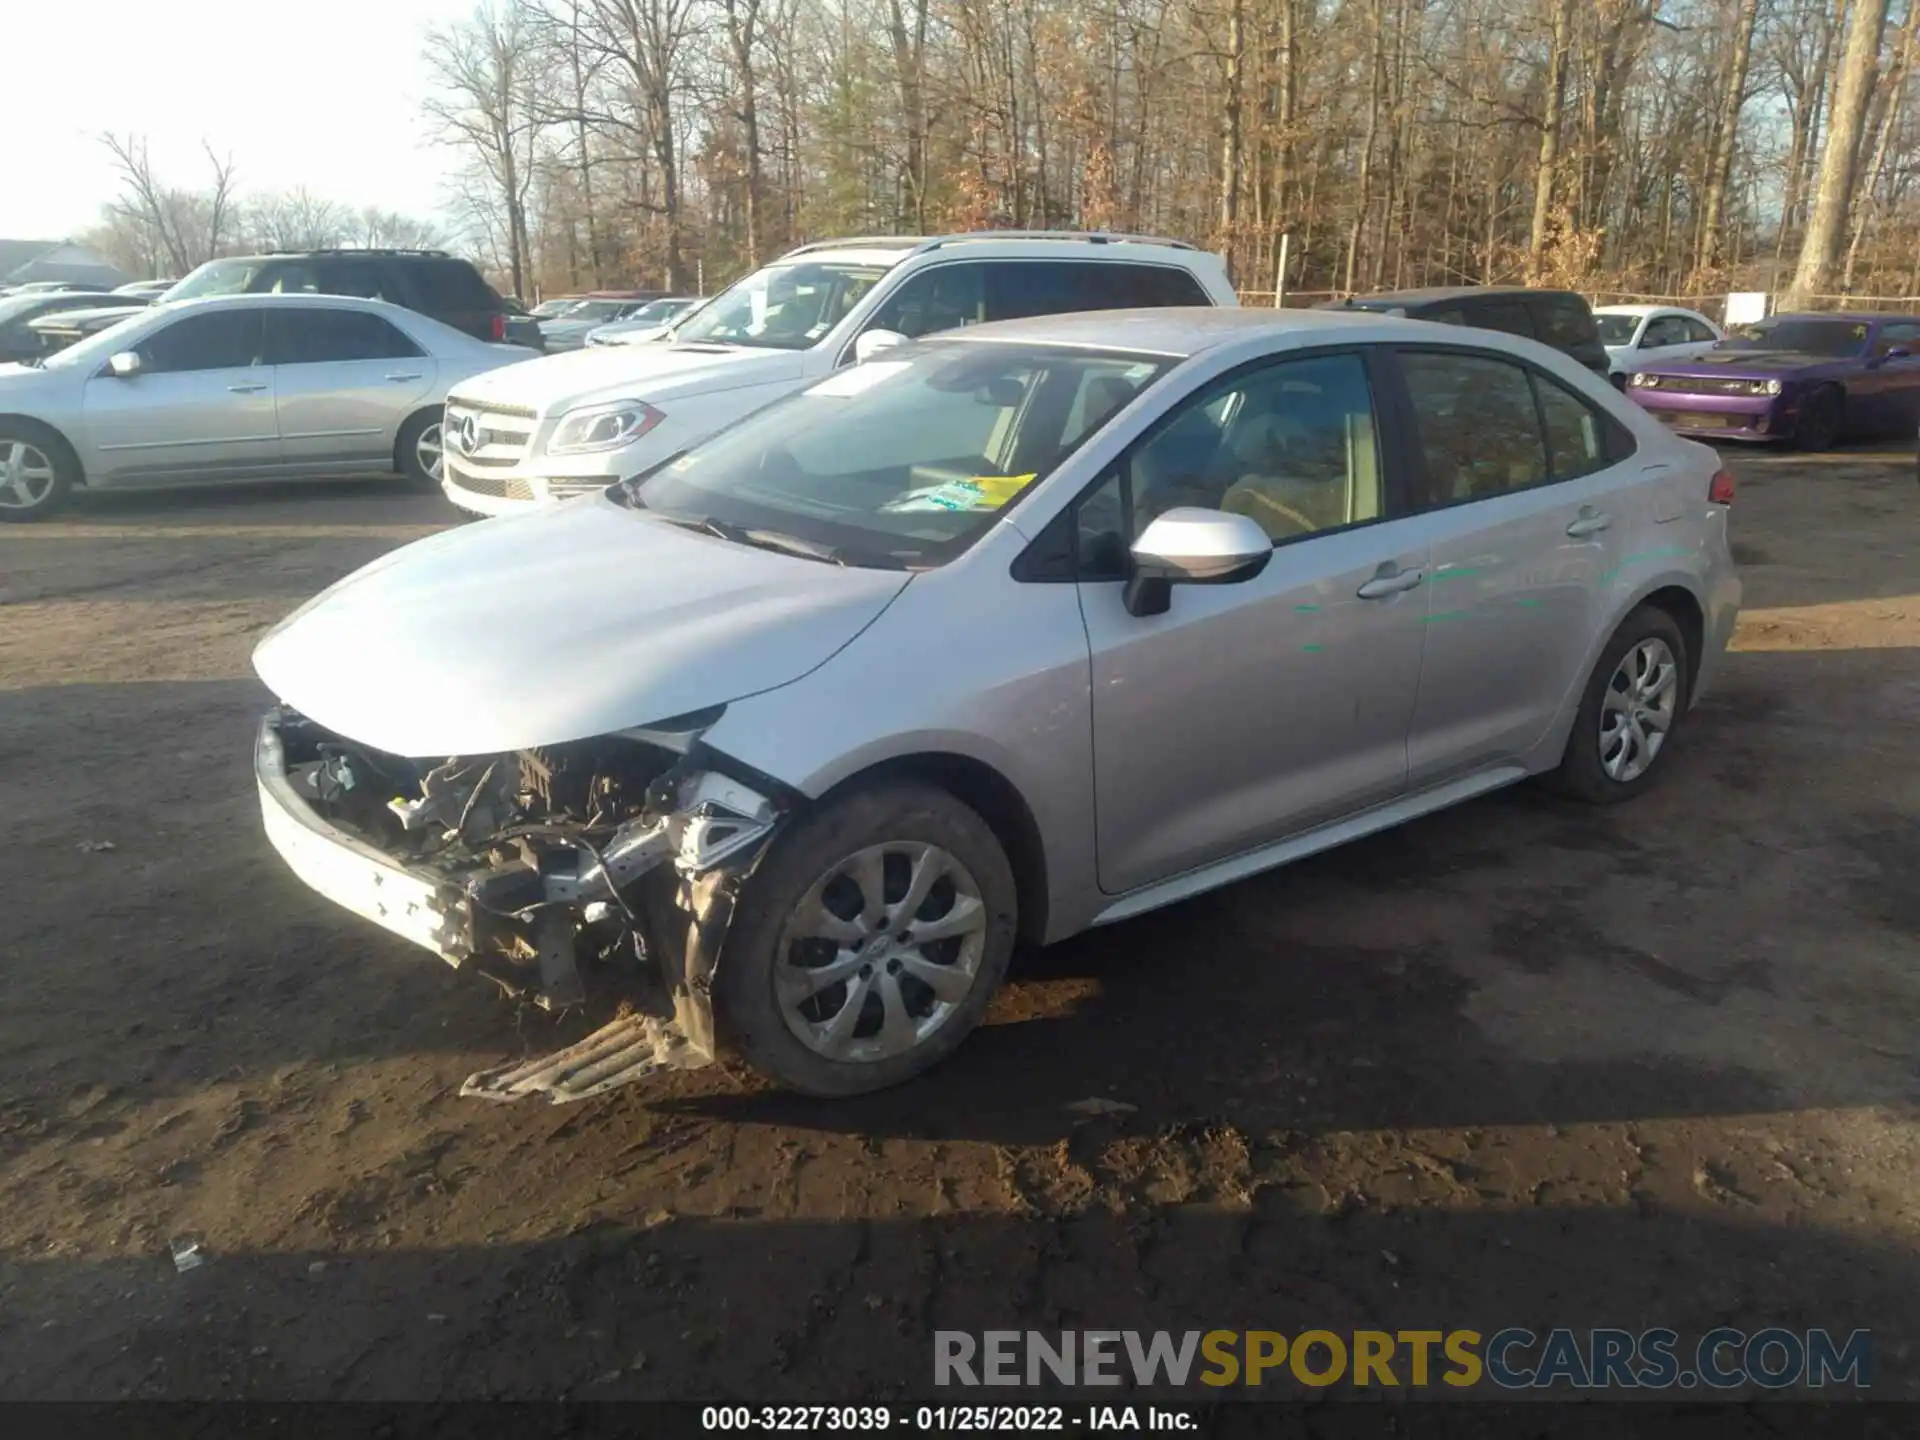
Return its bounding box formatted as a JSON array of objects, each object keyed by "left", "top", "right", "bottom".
[{"left": 263, "top": 706, "right": 788, "bottom": 1100}]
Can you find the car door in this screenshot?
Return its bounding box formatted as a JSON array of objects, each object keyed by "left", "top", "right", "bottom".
[
  {"left": 80, "top": 307, "right": 278, "bottom": 484},
  {"left": 265, "top": 305, "right": 435, "bottom": 474},
  {"left": 1074, "top": 348, "right": 1431, "bottom": 895},
  {"left": 1861, "top": 320, "right": 1920, "bottom": 433},
  {"left": 1390, "top": 346, "right": 1639, "bottom": 783}
]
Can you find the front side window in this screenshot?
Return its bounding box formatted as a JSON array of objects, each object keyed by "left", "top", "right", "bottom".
[
  {"left": 266, "top": 308, "right": 421, "bottom": 364},
  {"left": 1078, "top": 352, "right": 1384, "bottom": 566},
  {"left": 621, "top": 340, "right": 1173, "bottom": 568},
  {"left": 315, "top": 262, "right": 395, "bottom": 303},
  {"left": 139, "top": 310, "right": 265, "bottom": 373},
  {"left": 1726, "top": 318, "right": 1869, "bottom": 356},
  {"left": 672, "top": 261, "right": 889, "bottom": 350},
  {"left": 1402, "top": 351, "right": 1547, "bottom": 504},
  {"left": 1641, "top": 316, "right": 1688, "bottom": 348},
  {"left": 1872, "top": 321, "right": 1920, "bottom": 356},
  {"left": 1683, "top": 318, "right": 1719, "bottom": 344}
]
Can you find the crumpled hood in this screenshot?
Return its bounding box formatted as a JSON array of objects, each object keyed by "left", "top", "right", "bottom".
[
  {"left": 444, "top": 342, "right": 807, "bottom": 416},
  {"left": 252, "top": 495, "right": 911, "bottom": 758}
]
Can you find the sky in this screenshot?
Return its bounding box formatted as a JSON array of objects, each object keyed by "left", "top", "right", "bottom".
[{"left": 4, "top": 0, "right": 476, "bottom": 243}]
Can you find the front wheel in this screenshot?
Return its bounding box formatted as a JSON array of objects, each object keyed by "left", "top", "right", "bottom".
[
  {"left": 715, "top": 781, "right": 1018, "bottom": 1096},
  {"left": 1546, "top": 605, "right": 1690, "bottom": 805},
  {"left": 1795, "top": 386, "right": 1843, "bottom": 452},
  {"left": 395, "top": 410, "right": 445, "bottom": 492}
]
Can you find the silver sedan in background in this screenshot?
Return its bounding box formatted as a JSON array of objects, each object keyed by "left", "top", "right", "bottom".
[{"left": 0, "top": 293, "right": 536, "bottom": 521}]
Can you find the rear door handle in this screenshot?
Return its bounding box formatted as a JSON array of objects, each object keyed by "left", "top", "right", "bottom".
[
  {"left": 384, "top": 372, "right": 424, "bottom": 382},
  {"left": 227, "top": 383, "right": 268, "bottom": 394},
  {"left": 1566, "top": 511, "right": 1611, "bottom": 537},
  {"left": 1356, "top": 567, "right": 1425, "bottom": 599}
]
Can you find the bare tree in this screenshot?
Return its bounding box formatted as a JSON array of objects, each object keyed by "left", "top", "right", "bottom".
[
  {"left": 99, "top": 134, "right": 237, "bottom": 275},
  {"left": 424, "top": 3, "right": 545, "bottom": 297},
  {"left": 1789, "top": 0, "right": 1891, "bottom": 303}
]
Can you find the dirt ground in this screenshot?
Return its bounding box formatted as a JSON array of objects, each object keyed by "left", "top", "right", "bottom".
[{"left": 1, "top": 449, "right": 1916, "bottom": 1405}]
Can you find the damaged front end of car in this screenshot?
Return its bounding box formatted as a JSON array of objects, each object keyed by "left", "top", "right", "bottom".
[{"left": 255, "top": 703, "right": 793, "bottom": 1101}]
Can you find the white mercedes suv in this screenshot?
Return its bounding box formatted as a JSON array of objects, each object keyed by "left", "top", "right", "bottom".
[{"left": 439, "top": 232, "right": 1237, "bottom": 516}]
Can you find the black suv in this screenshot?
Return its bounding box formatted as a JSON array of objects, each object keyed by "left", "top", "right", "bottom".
[
  {"left": 162, "top": 249, "right": 517, "bottom": 346},
  {"left": 1322, "top": 286, "right": 1609, "bottom": 376}
]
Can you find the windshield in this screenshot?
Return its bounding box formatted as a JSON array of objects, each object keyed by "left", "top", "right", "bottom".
[
  {"left": 631, "top": 298, "right": 689, "bottom": 323},
  {"left": 1594, "top": 314, "right": 1638, "bottom": 345},
  {"left": 671, "top": 262, "right": 889, "bottom": 350},
  {"left": 163, "top": 259, "right": 274, "bottom": 302},
  {"left": 622, "top": 341, "right": 1175, "bottom": 568},
  {"left": 1726, "top": 318, "right": 1870, "bottom": 356},
  {"left": 557, "top": 299, "right": 632, "bottom": 322},
  {"left": 41, "top": 309, "right": 157, "bottom": 369},
  {"left": 532, "top": 298, "right": 582, "bottom": 318}
]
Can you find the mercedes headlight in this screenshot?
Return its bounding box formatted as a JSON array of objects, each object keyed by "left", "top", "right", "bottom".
[
  {"left": 548, "top": 399, "right": 665, "bottom": 454},
  {"left": 1630, "top": 372, "right": 1658, "bottom": 389}
]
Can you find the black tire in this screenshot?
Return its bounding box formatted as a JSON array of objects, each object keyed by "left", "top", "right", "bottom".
[
  {"left": 0, "top": 419, "right": 79, "bottom": 523},
  {"left": 1545, "top": 604, "right": 1691, "bottom": 805},
  {"left": 1795, "top": 385, "right": 1843, "bottom": 452},
  {"left": 394, "top": 409, "right": 445, "bottom": 492},
  {"left": 715, "top": 781, "right": 1018, "bottom": 1096}
]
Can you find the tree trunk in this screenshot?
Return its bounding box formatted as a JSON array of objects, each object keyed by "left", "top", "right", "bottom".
[
  {"left": 1694, "top": 0, "right": 1761, "bottom": 278},
  {"left": 1843, "top": 0, "right": 1920, "bottom": 290},
  {"left": 1789, "top": 0, "right": 1890, "bottom": 304},
  {"left": 1527, "top": 0, "right": 1579, "bottom": 282},
  {"left": 1343, "top": 0, "right": 1383, "bottom": 295},
  {"left": 1219, "top": 0, "right": 1245, "bottom": 276}
]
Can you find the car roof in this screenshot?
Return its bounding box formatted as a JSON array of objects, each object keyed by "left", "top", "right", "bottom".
[
  {"left": 1344, "top": 285, "right": 1582, "bottom": 306},
  {"left": 935, "top": 305, "right": 1462, "bottom": 358},
  {"left": 1761, "top": 310, "right": 1911, "bottom": 324}
]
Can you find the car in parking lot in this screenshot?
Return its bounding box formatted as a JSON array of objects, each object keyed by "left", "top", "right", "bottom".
[
  {"left": 163, "top": 248, "right": 516, "bottom": 345},
  {"left": 440, "top": 231, "right": 1238, "bottom": 517},
  {"left": 1626, "top": 312, "right": 1920, "bottom": 450},
  {"left": 0, "top": 290, "right": 147, "bottom": 364},
  {"left": 26, "top": 300, "right": 152, "bottom": 356},
  {"left": 252, "top": 306, "right": 1740, "bottom": 1097},
  {"left": 1323, "top": 286, "right": 1610, "bottom": 376},
  {"left": 585, "top": 296, "right": 702, "bottom": 347},
  {"left": 1593, "top": 304, "right": 1724, "bottom": 386},
  {"left": 0, "top": 293, "right": 536, "bottom": 520},
  {"left": 536, "top": 292, "right": 671, "bottom": 352}
]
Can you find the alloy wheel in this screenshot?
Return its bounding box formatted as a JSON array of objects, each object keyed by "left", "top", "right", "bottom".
[
  {"left": 773, "top": 841, "right": 989, "bottom": 1064},
  {"left": 416, "top": 421, "right": 445, "bottom": 482},
  {"left": 0, "top": 441, "right": 58, "bottom": 512},
  {"left": 1599, "top": 637, "right": 1679, "bottom": 783}
]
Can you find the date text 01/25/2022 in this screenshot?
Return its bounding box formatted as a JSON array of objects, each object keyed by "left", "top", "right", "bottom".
[{"left": 701, "top": 1406, "right": 1196, "bottom": 1432}]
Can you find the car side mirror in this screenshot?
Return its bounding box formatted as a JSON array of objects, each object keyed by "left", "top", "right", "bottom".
[
  {"left": 107, "top": 350, "right": 142, "bottom": 378},
  {"left": 1123, "top": 508, "right": 1273, "bottom": 617},
  {"left": 854, "top": 328, "right": 907, "bottom": 364},
  {"left": 1887, "top": 346, "right": 1912, "bottom": 360}
]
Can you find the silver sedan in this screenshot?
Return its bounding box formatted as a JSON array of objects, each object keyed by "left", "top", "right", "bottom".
[{"left": 0, "top": 293, "right": 536, "bottom": 521}]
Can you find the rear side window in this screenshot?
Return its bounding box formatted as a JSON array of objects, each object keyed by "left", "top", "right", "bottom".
[
  {"left": 1536, "top": 295, "right": 1598, "bottom": 348},
  {"left": 1422, "top": 306, "right": 1468, "bottom": 327},
  {"left": 983, "top": 261, "right": 1207, "bottom": 322},
  {"left": 1400, "top": 351, "right": 1547, "bottom": 505},
  {"left": 1531, "top": 374, "right": 1606, "bottom": 479},
  {"left": 266, "top": 308, "right": 423, "bottom": 364},
  {"left": 1466, "top": 300, "right": 1535, "bottom": 338},
  {"left": 407, "top": 259, "right": 500, "bottom": 312}
]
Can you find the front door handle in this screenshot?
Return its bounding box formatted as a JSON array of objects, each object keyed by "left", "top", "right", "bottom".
[
  {"left": 227, "top": 382, "right": 269, "bottom": 394},
  {"left": 384, "top": 372, "right": 424, "bottom": 382},
  {"left": 1356, "top": 567, "right": 1425, "bottom": 599},
  {"left": 1566, "top": 510, "right": 1611, "bottom": 538}
]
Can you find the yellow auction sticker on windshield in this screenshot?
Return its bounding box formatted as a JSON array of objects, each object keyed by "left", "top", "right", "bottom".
[{"left": 884, "top": 474, "right": 1037, "bottom": 514}]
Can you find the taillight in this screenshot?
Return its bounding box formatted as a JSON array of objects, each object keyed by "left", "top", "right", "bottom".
[
  {"left": 1708, "top": 468, "right": 1735, "bottom": 505},
  {"left": 491, "top": 313, "right": 506, "bottom": 342}
]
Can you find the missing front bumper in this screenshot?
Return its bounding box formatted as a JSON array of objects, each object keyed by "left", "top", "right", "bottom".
[{"left": 255, "top": 708, "right": 785, "bottom": 1101}]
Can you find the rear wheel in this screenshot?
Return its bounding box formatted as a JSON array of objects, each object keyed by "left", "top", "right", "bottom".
[
  {"left": 395, "top": 410, "right": 445, "bottom": 492},
  {"left": 1796, "top": 385, "right": 1843, "bottom": 452},
  {"left": 715, "top": 781, "right": 1018, "bottom": 1096},
  {"left": 0, "top": 423, "right": 77, "bottom": 523},
  {"left": 1546, "top": 605, "right": 1690, "bottom": 805}
]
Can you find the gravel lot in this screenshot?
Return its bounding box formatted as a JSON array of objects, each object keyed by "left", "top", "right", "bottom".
[{"left": 1, "top": 452, "right": 1916, "bottom": 1402}]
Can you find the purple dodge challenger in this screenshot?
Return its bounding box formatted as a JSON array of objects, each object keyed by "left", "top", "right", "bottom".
[{"left": 1625, "top": 312, "right": 1920, "bottom": 451}]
